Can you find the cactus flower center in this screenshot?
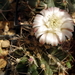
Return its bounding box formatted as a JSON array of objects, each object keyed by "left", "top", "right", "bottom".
[{"left": 46, "top": 14, "right": 61, "bottom": 30}]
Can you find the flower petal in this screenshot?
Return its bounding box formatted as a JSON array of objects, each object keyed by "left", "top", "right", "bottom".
[
  {"left": 61, "top": 20, "right": 74, "bottom": 32},
  {"left": 39, "top": 34, "right": 46, "bottom": 44},
  {"left": 45, "top": 33, "right": 59, "bottom": 46},
  {"left": 56, "top": 32, "right": 66, "bottom": 43},
  {"left": 40, "top": 9, "right": 51, "bottom": 17},
  {"left": 61, "top": 16, "right": 72, "bottom": 22},
  {"left": 33, "top": 15, "right": 44, "bottom": 27},
  {"left": 35, "top": 26, "right": 47, "bottom": 33},
  {"left": 34, "top": 14, "right": 44, "bottom": 22},
  {"left": 62, "top": 29, "right": 72, "bottom": 39}
]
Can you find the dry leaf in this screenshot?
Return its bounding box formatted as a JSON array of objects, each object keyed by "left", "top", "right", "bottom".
[
  {"left": 0, "top": 48, "right": 8, "bottom": 56},
  {"left": 7, "top": 30, "right": 15, "bottom": 35},
  {"left": 4, "top": 22, "right": 9, "bottom": 32},
  {"left": 1, "top": 50, "right": 8, "bottom": 56},
  {"left": 1, "top": 40, "right": 10, "bottom": 48},
  {"left": 0, "top": 59, "right": 7, "bottom": 68}
]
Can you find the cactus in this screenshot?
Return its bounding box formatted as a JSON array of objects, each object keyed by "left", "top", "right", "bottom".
[
  {"left": 0, "top": 0, "right": 74, "bottom": 75},
  {"left": 16, "top": 45, "right": 73, "bottom": 75},
  {"left": 15, "top": 0, "right": 75, "bottom": 74}
]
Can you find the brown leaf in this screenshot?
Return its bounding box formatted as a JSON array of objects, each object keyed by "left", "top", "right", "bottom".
[
  {"left": 0, "top": 59, "right": 7, "bottom": 68},
  {"left": 1, "top": 40, "right": 10, "bottom": 48}
]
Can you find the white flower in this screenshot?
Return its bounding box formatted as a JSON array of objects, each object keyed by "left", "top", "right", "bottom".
[{"left": 33, "top": 7, "right": 74, "bottom": 46}]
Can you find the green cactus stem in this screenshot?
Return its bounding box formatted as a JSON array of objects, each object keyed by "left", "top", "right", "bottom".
[
  {"left": 37, "top": 53, "right": 53, "bottom": 75},
  {"left": 24, "top": 0, "right": 40, "bottom": 8},
  {"left": 28, "top": 63, "right": 39, "bottom": 75},
  {"left": 44, "top": 0, "right": 55, "bottom": 8}
]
